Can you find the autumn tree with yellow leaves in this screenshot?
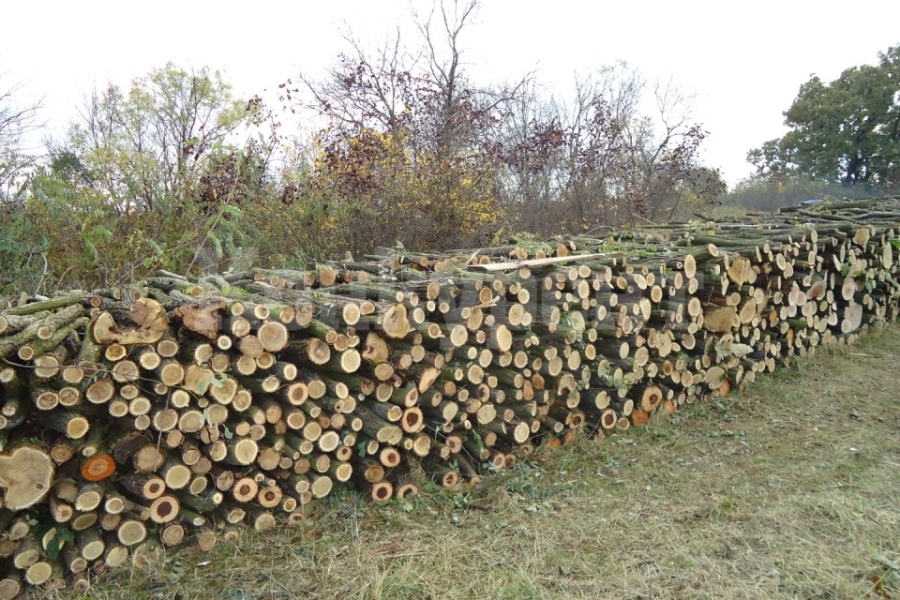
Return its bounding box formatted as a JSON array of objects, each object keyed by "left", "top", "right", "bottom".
[{"left": 281, "top": 1, "right": 519, "bottom": 256}]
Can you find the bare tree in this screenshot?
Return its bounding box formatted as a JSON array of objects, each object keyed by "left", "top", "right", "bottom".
[
  {"left": 499, "top": 64, "right": 721, "bottom": 233},
  {"left": 0, "top": 75, "right": 41, "bottom": 202}
]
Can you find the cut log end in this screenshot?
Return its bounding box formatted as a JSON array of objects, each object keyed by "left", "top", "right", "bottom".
[
  {"left": 92, "top": 299, "right": 168, "bottom": 346},
  {"left": 370, "top": 481, "right": 393, "bottom": 502},
  {"left": 306, "top": 338, "right": 331, "bottom": 365},
  {"left": 258, "top": 321, "right": 290, "bottom": 353},
  {"left": 173, "top": 300, "right": 226, "bottom": 340},
  {"left": 81, "top": 454, "right": 116, "bottom": 482},
  {"left": 640, "top": 386, "right": 663, "bottom": 413},
  {"left": 149, "top": 495, "right": 181, "bottom": 524},
  {"left": 117, "top": 520, "right": 148, "bottom": 546},
  {"left": 381, "top": 304, "right": 410, "bottom": 339},
  {"left": 0, "top": 576, "right": 22, "bottom": 600},
  {"left": 0, "top": 446, "right": 55, "bottom": 510}
]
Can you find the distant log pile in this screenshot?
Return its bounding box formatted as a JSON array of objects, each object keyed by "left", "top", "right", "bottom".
[{"left": 1, "top": 196, "right": 899, "bottom": 596}]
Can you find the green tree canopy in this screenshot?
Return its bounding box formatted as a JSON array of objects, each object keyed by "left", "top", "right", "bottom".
[
  {"left": 56, "top": 62, "right": 252, "bottom": 214},
  {"left": 748, "top": 45, "right": 900, "bottom": 187},
  {"left": 1, "top": 63, "right": 269, "bottom": 291}
]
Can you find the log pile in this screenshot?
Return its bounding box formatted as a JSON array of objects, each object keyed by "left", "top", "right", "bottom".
[{"left": 1, "top": 196, "right": 900, "bottom": 595}]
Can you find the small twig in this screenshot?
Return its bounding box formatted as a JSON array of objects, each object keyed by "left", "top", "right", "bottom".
[
  {"left": 265, "top": 572, "right": 298, "bottom": 599},
  {"left": 33, "top": 252, "right": 49, "bottom": 297},
  {"left": 53, "top": 265, "right": 77, "bottom": 294},
  {"left": 631, "top": 213, "right": 659, "bottom": 226}
]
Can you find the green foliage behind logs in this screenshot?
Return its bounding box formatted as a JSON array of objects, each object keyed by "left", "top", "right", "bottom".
[
  {"left": 0, "top": 63, "right": 269, "bottom": 294},
  {"left": 0, "top": 18, "right": 726, "bottom": 293},
  {"left": 0, "top": 163, "right": 247, "bottom": 293}
]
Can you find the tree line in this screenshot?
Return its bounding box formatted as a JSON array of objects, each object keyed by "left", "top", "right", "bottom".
[
  {"left": 732, "top": 44, "right": 900, "bottom": 210},
  {"left": 2, "top": 1, "right": 895, "bottom": 293},
  {"left": 0, "top": 1, "right": 722, "bottom": 293}
]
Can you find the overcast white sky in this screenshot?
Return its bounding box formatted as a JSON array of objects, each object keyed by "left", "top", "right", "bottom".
[{"left": 2, "top": 0, "right": 899, "bottom": 187}]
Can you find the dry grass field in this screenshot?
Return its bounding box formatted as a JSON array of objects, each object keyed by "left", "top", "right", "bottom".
[{"left": 49, "top": 325, "right": 900, "bottom": 600}]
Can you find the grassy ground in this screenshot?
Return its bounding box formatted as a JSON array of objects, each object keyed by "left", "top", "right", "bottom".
[{"left": 50, "top": 325, "right": 900, "bottom": 600}]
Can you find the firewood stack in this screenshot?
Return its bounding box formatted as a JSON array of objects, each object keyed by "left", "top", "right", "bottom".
[{"left": 0, "top": 196, "right": 899, "bottom": 596}]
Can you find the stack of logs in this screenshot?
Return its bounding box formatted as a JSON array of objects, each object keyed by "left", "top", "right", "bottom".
[{"left": 1, "top": 196, "right": 899, "bottom": 596}]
